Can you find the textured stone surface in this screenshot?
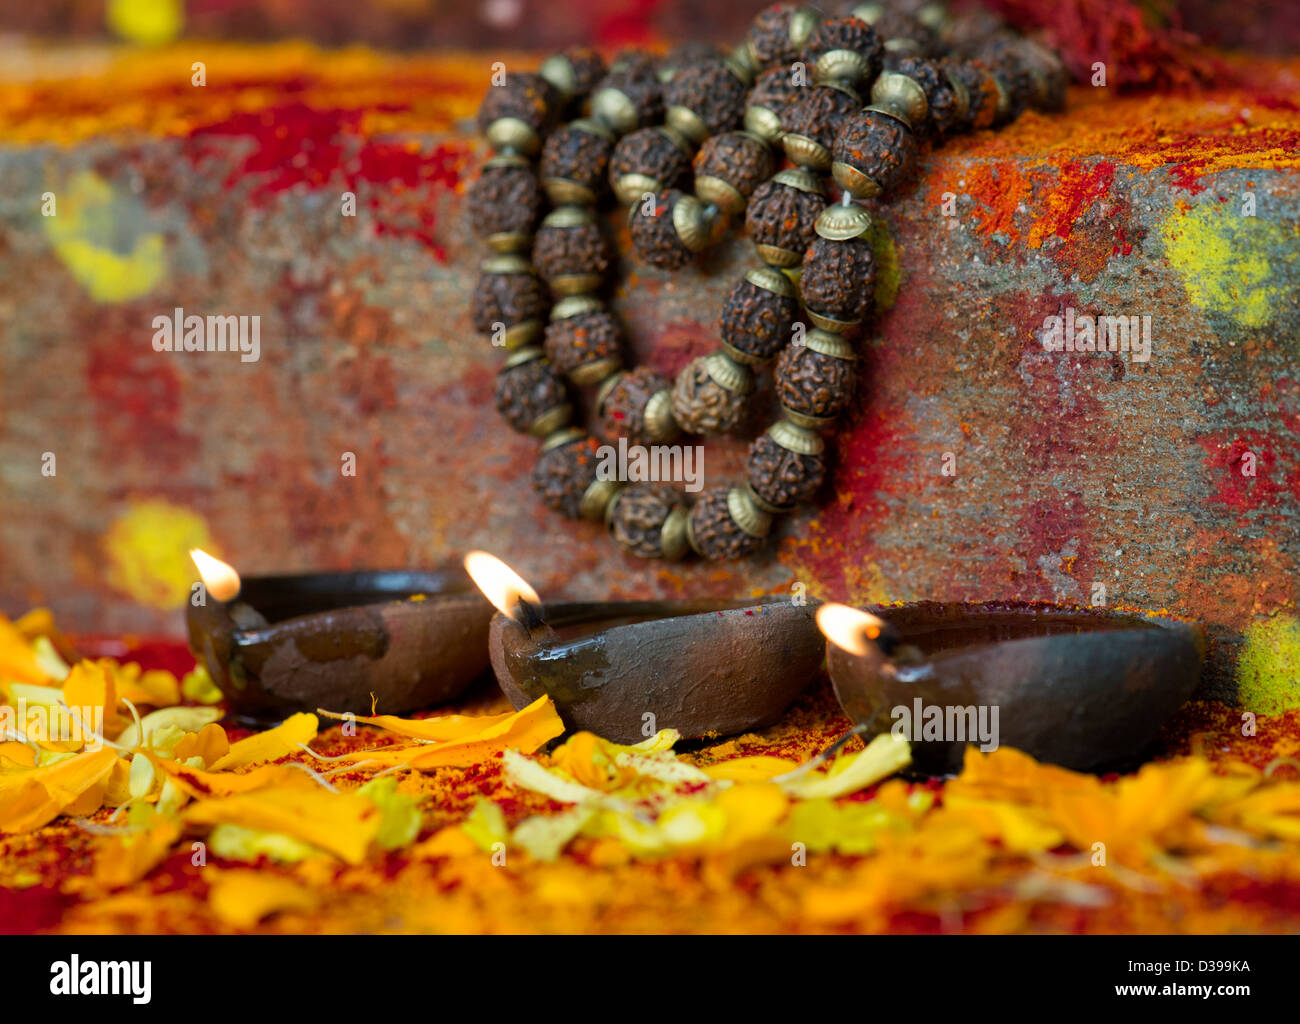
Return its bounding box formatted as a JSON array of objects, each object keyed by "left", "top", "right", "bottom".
[{"left": 0, "top": 46, "right": 1297, "bottom": 711}]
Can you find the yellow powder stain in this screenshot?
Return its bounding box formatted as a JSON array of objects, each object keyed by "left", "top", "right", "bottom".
[
  {"left": 1237, "top": 614, "right": 1300, "bottom": 715},
  {"left": 102, "top": 500, "right": 218, "bottom": 610},
  {"left": 1160, "top": 203, "right": 1293, "bottom": 329},
  {"left": 106, "top": 0, "right": 184, "bottom": 47},
  {"left": 43, "top": 171, "right": 167, "bottom": 303},
  {"left": 868, "top": 218, "right": 900, "bottom": 312}
]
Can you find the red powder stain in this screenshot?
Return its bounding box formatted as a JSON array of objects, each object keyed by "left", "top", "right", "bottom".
[
  {"left": 187, "top": 104, "right": 466, "bottom": 261},
  {"left": 595, "top": 0, "right": 662, "bottom": 48},
  {"left": 1197, "top": 430, "right": 1296, "bottom": 517},
  {"left": 1169, "top": 161, "right": 1209, "bottom": 194},
  {"left": 77, "top": 636, "right": 197, "bottom": 677},
  {"left": 86, "top": 335, "right": 195, "bottom": 471},
  {"left": 0, "top": 885, "right": 71, "bottom": 934},
  {"left": 954, "top": 160, "right": 1031, "bottom": 244},
  {"left": 1027, "top": 159, "right": 1115, "bottom": 247}
]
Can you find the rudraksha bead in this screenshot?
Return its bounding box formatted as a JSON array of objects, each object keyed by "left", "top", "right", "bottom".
[
  {"left": 540, "top": 119, "right": 613, "bottom": 205},
  {"left": 663, "top": 62, "right": 748, "bottom": 143},
  {"left": 890, "top": 56, "right": 967, "bottom": 136},
  {"left": 687, "top": 488, "right": 770, "bottom": 560},
  {"left": 544, "top": 298, "right": 624, "bottom": 386},
  {"left": 590, "top": 62, "right": 664, "bottom": 136},
  {"left": 831, "top": 108, "right": 918, "bottom": 199},
  {"left": 979, "top": 38, "right": 1036, "bottom": 123},
  {"left": 532, "top": 207, "right": 611, "bottom": 296},
  {"left": 849, "top": 4, "right": 935, "bottom": 58},
  {"left": 745, "top": 168, "right": 825, "bottom": 267},
  {"left": 774, "top": 331, "right": 858, "bottom": 427},
  {"left": 608, "top": 127, "right": 691, "bottom": 206},
  {"left": 693, "top": 132, "right": 774, "bottom": 215},
  {"left": 532, "top": 429, "right": 605, "bottom": 519},
  {"left": 477, "top": 72, "right": 557, "bottom": 155},
  {"left": 539, "top": 46, "right": 607, "bottom": 106},
  {"left": 467, "top": 156, "right": 544, "bottom": 252},
  {"left": 471, "top": 256, "right": 549, "bottom": 347},
  {"left": 670, "top": 352, "right": 754, "bottom": 436},
  {"left": 659, "top": 42, "right": 726, "bottom": 80},
  {"left": 744, "top": 66, "right": 800, "bottom": 144},
  {"left": 628, "top": 189, "right": 715, "bottom": 271},
  {"left": 598, "top": 367, "right": 678, "bottom": 443},
  {"left": 746, "top": 421, "right": 827, "bottom": 511},
  {"left": 744, "top": 3, "right": 819, "bottom": 70},
  {"left": 781, "top": 83, "right": 861, "bottom": 170},
  {"left": 607, "top": 484, "right": 690, "bottom": 560},
  {"left": 804, "top": 16, "right": 883, "bottom": 88},
  {"left": 1004, "top": 37, "right": 1068, "bottom": 113},
  {"left": 800, "top": 203, "right": 876, "bottom": 330},
  {"left": 494, "top": 348, "right": 573, "bottom": 438},
  {"left": 946, "top": 60, "right": 999, "bottom": 132},
  {"left": 720, "top": 267, "right": 800, "bottom": 365}
]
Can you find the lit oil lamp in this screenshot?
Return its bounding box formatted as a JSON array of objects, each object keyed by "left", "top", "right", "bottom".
[
  {"left": 817, "top": 600, "right": 1205, "bottom": 775},
  {"left": 466, "top": 551, "right": 824, "bottom": 744},
  {"left": 186, "top": 549, "right": 494, "bottom": 718}
]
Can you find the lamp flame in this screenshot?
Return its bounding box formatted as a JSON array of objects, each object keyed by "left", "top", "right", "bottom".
[
  {"left": 463, "top": 551, "right": 542, "bottom": 621},
  {"left": 816, "top": 602, "right": 889, "bottom": 656},
  {"left": 190, "top": 548, "right": 241, "bottom": 603}
]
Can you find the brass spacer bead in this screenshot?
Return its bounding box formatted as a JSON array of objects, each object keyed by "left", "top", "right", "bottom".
[
  {"left": 538, "top": 53, "right": 578, "bottom": 100},
  {"left": 831, "top": 161, "right": 883, "bottom": 200},
  {"left": 769, "top": 418, "right": 826, "bottom": 455},
  {"left": 772, "top": 166, "right": 827, "bottom": 195},
  {"left": 789, "top": 8, "right": 821, "bottom": 50},
  {"left": 486, "top": 231, "right": 534, "bottom": 255},
  {"left": 803, "top": 328, "right": 858, "bottom": 359},
  {"left": 504, "top": 345, "right": 545, "bottom": 368},
  {"left": 781, "top": 132, "right": 833, "bottom": 172},
  {"left": 870, "top": 72, "right": 929, "bottom": 130},
  {"left": 549, "top": 295, "right": 604, "bottom": 321},
  {"left": 728, "top": 487, "right": 773, "bottom": 538},
  {"left": 666, "top": 105, "right": 710, "bottom": 145},
  {"left": 590, "top": 87, "right": 639, "bottom": 136},
  {"left": 694, "top": 175, "right": 747, "bottom": 218},
  {"left": 756, "top": 243, "right": 802, "bottom": 269},
  {"left": 570, "top": 356, "right": 623, "bottom": 388},
  {"left": 672, "top": 194, "right": 722, "bottom": 253},
  {"left": 540, "top": 426, "right": 586, "bottom": 452},
  {"left": 744, "top": 104, "right": 784, "bottom": 145},
  {"left": 815, "top": 202, "right": 874, "bottom": 241},
  {"left": 541, "top": 205, "right": 595, "bottom": 229},
  {"left": 480, "top": 254, "right": 535, "bottom": 275},
  {"left": 745, "top": 265, "right": 798, "bottom": 299},
  {"left": 594, "top": 370, "right": 626, "bottom": 411},
  {"left": 643, "top": 389, "right": 680, "bottom": 442},
  {"left": 581, "top": 478, "right": 624, "bottom": 522},
  {"left": 806, "top": 309, "right": 862, "bottom": 334},
  {"left": 529, "top": 403, "right": 574, "bottom": 439},
  {"left": 813, "top": 49, "right": 874, "bottom": 87},
  {"left": 704, "top": 350, "right": 755, "bottom": 395},
  {"left": 660, "top": 504, "right": 692, "bottom": 561},
  {"left": 781, "top": 405, "right": 839, "bottom": 430},
  {"left": 486, "top": 117, "right": 541, "bottom": 156}
]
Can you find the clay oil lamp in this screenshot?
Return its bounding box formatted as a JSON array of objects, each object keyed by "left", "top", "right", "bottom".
[
  {"left": 466, "top": 551, "right": 824, "bottom": 744},
  {"left": 816, "top": 601, "right": 1205, "bottom": 776},
  {"left": 186, "top": 549, "right": 493, "bottom": 719}
]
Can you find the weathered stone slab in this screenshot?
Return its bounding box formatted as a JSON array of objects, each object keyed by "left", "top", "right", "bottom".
[{"left": 0, "top": 46, "right": 1296, "bottom": 709}]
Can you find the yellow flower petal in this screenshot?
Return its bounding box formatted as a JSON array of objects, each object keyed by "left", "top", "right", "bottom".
[
  {"left": 780, "top": 734, "right": 911, "bottom": 800},
  {"left": 208, "top": 870, "right": 320, "bottom": 929},
  {"left": 209, "top": 712, "right": 318, "bottom": 771}
]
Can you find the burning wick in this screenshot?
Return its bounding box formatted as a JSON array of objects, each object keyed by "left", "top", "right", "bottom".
[
  {"left": 463, "top": 551, "right": 550, "bottom": 636},
  {"left": 190, "top": 548, "right": 268, "bottom": 629},
  {"left": 816, "top": 603, "right": 902, "bottom": 657}
]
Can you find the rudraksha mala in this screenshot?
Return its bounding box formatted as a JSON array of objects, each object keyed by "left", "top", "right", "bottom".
[{"left": 470, "top": 2, "right": 1067, "bottom": 562}]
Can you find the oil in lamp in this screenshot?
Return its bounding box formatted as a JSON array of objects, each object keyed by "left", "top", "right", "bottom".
[
  {"left": 817, "top": 600, "right": 1205, "bottom": 775},
  {"left": 466, "top": 551, "right": 825, "bottom": 744},
  {"left": 186, "top": 550, "right": 494, "bottom": 718}
]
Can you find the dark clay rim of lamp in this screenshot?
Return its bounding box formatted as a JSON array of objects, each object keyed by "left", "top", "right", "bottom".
[
  {"left": 827, "top": 600, "right": 1206, "bottom": 775},
  {"left": 489, "top": 596, "right": 826, "bottom": 745},
  {"left": 186, "top": 568, "right": 494, "bottom": 719}
]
